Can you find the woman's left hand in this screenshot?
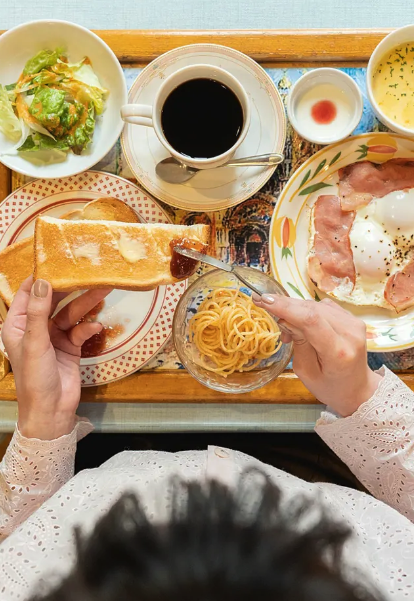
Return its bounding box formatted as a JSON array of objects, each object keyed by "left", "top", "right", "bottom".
[
  {"left": 2, "top": 277, "right": 111, "bottom": 440},
  {"left": 253, "top": 294, "right": 382, "bottom": 417}
]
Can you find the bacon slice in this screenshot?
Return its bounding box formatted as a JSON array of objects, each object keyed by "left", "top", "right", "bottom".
[
  {"left": 308, "top": 195, "right": 356, "bottom": 293},
  {"left": 339, "top": 159, "right": 414, "bottom": 211},
  {"left": 385, "top": 260, "right": 414, "bottom": 312}
]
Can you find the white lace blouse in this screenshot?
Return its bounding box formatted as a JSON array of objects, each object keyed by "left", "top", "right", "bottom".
[{"left": 1, "top": 366, "right": 414, "bottom": 600}]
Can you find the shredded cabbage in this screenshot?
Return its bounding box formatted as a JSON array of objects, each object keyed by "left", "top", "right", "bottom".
[
  {"left": 65, "top": 81, "right": 105, "bottom": 115},
  {"left": 0, "top": 85, "right": 22, "bottom": 142},
  {"left": 16, "top": 70, "right": 63, "bottom": 94},
  {"left": 53, "top": 61, "right": 108, "bottom": 115},
  {"left": 16, "top": 93, "right": 57, "bottom": 140},
  {"left": 56, "top": 59, "right": 106, "bottom": 90},
  {"left": 72, "top": 64, "right": 106, "bottom": 92}
]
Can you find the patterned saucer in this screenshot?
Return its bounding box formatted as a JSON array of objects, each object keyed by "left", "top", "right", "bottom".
[{"left": 121, "top": 44, "right": 286, "bottom": 212}]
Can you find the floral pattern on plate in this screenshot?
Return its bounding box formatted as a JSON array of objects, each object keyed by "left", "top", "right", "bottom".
[{"left": 270, "top": 132, "right": 414, "bottom": 353}]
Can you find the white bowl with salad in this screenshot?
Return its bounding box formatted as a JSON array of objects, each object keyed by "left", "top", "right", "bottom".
[{"left": 0, "top": 20, "right": 127, "bottom": 178}]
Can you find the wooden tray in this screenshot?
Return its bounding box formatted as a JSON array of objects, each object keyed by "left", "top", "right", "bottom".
[{"left": 1, "top": 28, "right": 412, "bottom": 406}]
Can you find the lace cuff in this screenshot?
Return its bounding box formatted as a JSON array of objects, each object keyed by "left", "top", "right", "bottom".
[
  {"left": 13, "top": 416, "right": 93, "bottom": 447},
  {"left": 315, "top": 367, "right": 414, "bottom": 520},
  {"left": 0, "top": 417, "right": 93, "bottom": 540},
  {"left": 316, "top": 365, "right": 390, "bottom": 426}
]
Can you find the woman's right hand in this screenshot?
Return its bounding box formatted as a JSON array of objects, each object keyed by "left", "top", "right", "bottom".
[
  {"left": 253, "top": 294, "right": 382, "bottom": 417},
  {"left": 2, "top": 277, "right": 111, "bottom": 440}
]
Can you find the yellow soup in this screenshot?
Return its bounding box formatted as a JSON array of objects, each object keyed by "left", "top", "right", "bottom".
[{"left": 372, "top": 42, "right": 414, "bottom": 128}]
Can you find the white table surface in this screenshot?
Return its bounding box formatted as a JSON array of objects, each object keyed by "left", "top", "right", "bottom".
[{"left": 1, "top": 0, "right": 413, "bottom": 30}]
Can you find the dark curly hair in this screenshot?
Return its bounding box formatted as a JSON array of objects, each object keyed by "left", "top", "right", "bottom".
[{"left": 32, "top": 474, "right": 383, "bottom": 601}]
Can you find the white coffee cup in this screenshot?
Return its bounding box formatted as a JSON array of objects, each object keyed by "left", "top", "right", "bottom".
[{"left": 121, "top": 64, "right": 251, "bottom": 170}]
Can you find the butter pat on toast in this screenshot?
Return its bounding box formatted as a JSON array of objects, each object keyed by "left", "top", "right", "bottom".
[
  {"left": 0, "top": 197, "right": 141, "bottom": 307},
  {"left": 34, "top": 217, "right": 210, "bottom": 291}
]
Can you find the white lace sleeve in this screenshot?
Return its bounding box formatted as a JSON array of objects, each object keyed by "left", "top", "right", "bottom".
[
  {"left": 0, "top": 418, "right": 92, "bottom": 541},
  {"left": 315, "top": 366, "right": 414, "bottom": 521}
]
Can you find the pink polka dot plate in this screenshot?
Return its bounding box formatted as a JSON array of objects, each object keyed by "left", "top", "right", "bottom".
[{"left": 0, "top": 171, "right": 187, "bottom": 386}]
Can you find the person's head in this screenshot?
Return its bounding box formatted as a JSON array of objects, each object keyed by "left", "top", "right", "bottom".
[{"left": 32, "top": 475, "right": 382, "bottom": 601}]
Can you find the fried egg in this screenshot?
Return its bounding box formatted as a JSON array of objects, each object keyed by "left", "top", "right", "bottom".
[{"left": 331, "top": 188, "right": 414, "bottom": 308}]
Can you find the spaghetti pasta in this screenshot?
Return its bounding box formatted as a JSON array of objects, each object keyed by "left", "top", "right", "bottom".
[{"left": 189, "top": 288, "right": 282, "bottom": 376}]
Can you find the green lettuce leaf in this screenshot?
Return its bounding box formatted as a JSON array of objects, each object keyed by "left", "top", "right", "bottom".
[
  {"left": 19, "top": 103, "right": 94, "bottom": 155},
  {"left": 76, "top": 83, "right": 105, "bottom": 115},
  {"left": 27, "top": 87, "right": 83, "bottom": 137},
  {"left": 29, "top": 87, "right": 66, "bottom": 131},
  {"left": 59, "top": 100, "right": 83, "bottom": 132},
  {"left": 53, "top": 61, "right": 107, "bottom": 115},
  {"left": 66, "top": 104, "right": 95, "bottom": 154},
  {"left": 55, "top": 59, "right": 106, "bottom": 91},
  {"left": 23, "top": 48, "right": 64, "bottom": 76},
  {"left": 18, "top": 132, "right": 70, "bottom": 152},
  {"left": 0, "top": 85, "right": 22, "bottom": 142},
  {"left": 72, "top": 63, "right": 106, "bottom": 92},
  {"left": 17, "top": 70, "right": 63, "bottom": 94},
  {"left": 15, "top": 93, "right": 58, "bottom": 140},
  {"left": 57, "top": 80, "right": 103, "bottom": 115}
]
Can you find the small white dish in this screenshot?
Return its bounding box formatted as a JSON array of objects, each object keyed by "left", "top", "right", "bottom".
[
  {"left": 367, "top": 25, "right": 414, "bottom": 136},
  {"left": 0, "top": 20, "right": 127, "bottom": 179},
  {"left": 287, "top": 68, "right": 363, "bottom": 145},
  {"left": 121, "top": 44, "right": 286, "bottom": 212}
]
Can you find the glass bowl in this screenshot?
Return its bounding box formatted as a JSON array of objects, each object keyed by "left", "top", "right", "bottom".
[{"left": 173, "top": 268, "right": 293, "bottom": 394}]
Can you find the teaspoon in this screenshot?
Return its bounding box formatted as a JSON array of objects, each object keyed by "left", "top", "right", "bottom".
[{"left": 156, "top": 152, "right": 284, "bottom": 184}]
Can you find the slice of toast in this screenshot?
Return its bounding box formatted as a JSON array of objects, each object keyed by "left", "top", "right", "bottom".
[
  {"left": 63, "top": 197, "right": 140, "bottom": 223},
  {"left": 34, "top": 217, "right": 210, "bottom": 292},
  {"left": 0, "top": 238, "right": 35, "bottom": 307},
  {"left": 0, "top": 197, "right": 141, "bottom": 307}
]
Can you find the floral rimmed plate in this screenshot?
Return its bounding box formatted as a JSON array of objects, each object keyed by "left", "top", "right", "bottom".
[
  {"left": 0, "top": 171, "right": 186, "bottom": 385},
  {"left": 269, "top": 132, "right": 414, "bottom": 353}
]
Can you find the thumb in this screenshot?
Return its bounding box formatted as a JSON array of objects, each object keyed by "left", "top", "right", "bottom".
[{"left": 23, "top": 279, "right": 53, "bottom": 354}]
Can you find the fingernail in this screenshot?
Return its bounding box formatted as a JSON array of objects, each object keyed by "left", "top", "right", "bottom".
[
  {"left": 261, "top": 294, "right": 275, "bottom": 304},
  {"left": 32, "top": 279, "right": 49, "bottom": 298}
]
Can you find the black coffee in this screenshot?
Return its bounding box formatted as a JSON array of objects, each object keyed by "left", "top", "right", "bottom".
[{"left": 161, "top": 78, "right": 244, "bottom": 159}]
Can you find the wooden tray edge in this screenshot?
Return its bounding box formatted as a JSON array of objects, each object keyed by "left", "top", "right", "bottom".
[
  {"left": 0, "top": 370, "right": 414, "bottom": 404},
  {"left": 0, "top": 370, "right": 314, "bottom": 404},
  {"left": 97, "top": 29, "right": 392, "bottom": 63},
  {"left": 0, "top": 28, "right": 393, "bottom": 63}
]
